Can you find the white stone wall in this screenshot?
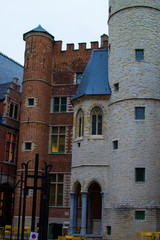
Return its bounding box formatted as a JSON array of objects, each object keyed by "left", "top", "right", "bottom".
[
  {"left": 106, "top": 1, "right": 160, "bottom": 239},
  {"left": 71, "top": 97, "right": 110, "bottom": 192},
  {"left": 109, "top": 0, "right": 160, "bottom": 15},
  {"left": 109, "top": 7, "right": 160, "bottom": 103}
]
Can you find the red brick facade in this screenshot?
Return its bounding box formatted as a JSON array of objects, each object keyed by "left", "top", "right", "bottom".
[
  {"left": 0, "top": 79, "right": 21, "bottom": 226},
  {"left": 14, "top": 27, "right": 108, "bottom": 235}
]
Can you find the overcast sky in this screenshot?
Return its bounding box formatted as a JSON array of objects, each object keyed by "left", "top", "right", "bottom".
[{"left": 0, "top": 0, "right": 109, "bottom": 65}]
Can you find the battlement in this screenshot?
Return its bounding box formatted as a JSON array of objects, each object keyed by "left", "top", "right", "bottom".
[{"left": 54, "top": 35, "right": 108, "bottom": 52}]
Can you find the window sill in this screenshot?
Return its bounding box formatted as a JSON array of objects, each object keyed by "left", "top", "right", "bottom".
[
  {"left": 89, "top": 135, "right": 104, "bottom": 140},
  {"left": 74, "top": 137, "right": 83, "bottom": 142},
  {"left": 4, "top": 161, "right": 16, "bottom": 166}
]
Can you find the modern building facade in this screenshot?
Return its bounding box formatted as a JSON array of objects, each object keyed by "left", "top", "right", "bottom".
[{"left": 69, "top": 1, "right": 160, "bottom": 239}]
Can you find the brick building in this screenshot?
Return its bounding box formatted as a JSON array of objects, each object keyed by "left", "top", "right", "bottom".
[
  {"left": 11, "top": 1, "right": 160, "bottom": 239},
  {"left": 0, "top": 52, "right": 23, "bottom": 226},
  {"left": 13, "top": 25, "right": 108, "bottom": 239}
]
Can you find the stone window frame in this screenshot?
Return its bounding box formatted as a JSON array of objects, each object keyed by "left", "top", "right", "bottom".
[
  {"left": 26, "top": 97, "right": 37, "bottom": 107},
  {"left": 51, "top": 97, "right": 67, "bottom": 113},
  {"left": 5, "top": 132, "right": 17, "bottom": 163},
  {"left": 9, "top": 101, "right": 19, "bottom": 120},
  {"left": 76, "top": 109, "right": 84, "bottom": 138},
  {"left": 50, "top": 173, "right": 64, "bottom": 207},
  {"left": 24, "top": 142, "right": 32, "bottom": 151},
  {"left": 50, "top": 126, "right": 66, "bottom": 154},
  {"left": 91, "top": 106, "right": 103, "bottom": 136}
]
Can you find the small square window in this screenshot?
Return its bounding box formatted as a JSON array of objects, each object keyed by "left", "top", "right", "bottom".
[
  {"left": 135, "top": 49, "right": 144, "bottom": 61},
  {"left": 114, "top": 83, "right": 119, "bottom": 91},
  {"left": 135, "top": 168, "right": 145, "bottom": 182},
  {"left": 76, "top": 73, "right": 83, "bottom": 84},
  {"left": 135, "top": 211, "right": 145, "bottom": 220},
  {"left": 113, "top": 140, "right": 118, "bottom": 150},
  {"left": 25, "top": 142, "right": 32, "bottom": 151},
  {"left": 28, "top": 98, "right": 34, "bottom": 106},
  {"left": 107, "top": 226, "right": 111, "bottom": 235},
  {"left": 135, "top": 107, "right": 145, "bottom": 120}
]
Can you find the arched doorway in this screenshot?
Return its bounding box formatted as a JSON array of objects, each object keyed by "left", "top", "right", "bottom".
[
  {"left": 69, "top": 181, "right": 104, "bottom": 236},
  {"left": 87, "top": 182, "right": 102, "bottom": 235},
  {"left": 0, "top": 183, "right": 14, "bottom": 226}
]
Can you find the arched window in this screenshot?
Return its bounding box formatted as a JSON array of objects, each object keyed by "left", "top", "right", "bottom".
[
  {"left": 91, "top": 107, "right": 103, "bottom": 135},
  {"left": 77, "top": 110, "right": 84, "bottom": 137}
]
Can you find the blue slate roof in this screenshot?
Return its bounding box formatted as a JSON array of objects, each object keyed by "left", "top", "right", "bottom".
[
  {"left": 0, "top": 82, "right": 12, "bottom": 100},
  {"left": 72, "top": 49, "right": 111, "bottom": 101},
  {"left": 23, "top": 24, "right": 54, "bottom": 40},
  {"left": 0, "top": 52, "right": 23, "bottom": 91}
]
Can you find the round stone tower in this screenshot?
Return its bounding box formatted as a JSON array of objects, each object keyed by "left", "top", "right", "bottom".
[
  {"left": 108, "top": 0, "right": 160, "bottom": 239},
  {"left": 14, "top": 25, "right": 54, "bottom": 226}
]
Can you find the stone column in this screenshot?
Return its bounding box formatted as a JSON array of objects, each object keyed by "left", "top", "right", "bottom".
[
  {"left": 87, "top": 195, "right": 92, "bottom": 234},
  {"left": 100, "top": 191, "right": 105, "bottom": 236},
  {"left": 68, "top": 192, "right": 76, "bottom": 235},
  {"left": 73, "top": 194, "right": 78, "bottom": 233},
  {"left": 80, "top": 191, "right": 88, "bottom": 236}
]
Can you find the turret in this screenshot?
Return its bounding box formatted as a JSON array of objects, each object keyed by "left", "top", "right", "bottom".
[
  {"left": 14, "top": 25, "right": 54, "bottom": 226},
  {"left": 108, "top": 0, "right": 160, "bottom": 238}
]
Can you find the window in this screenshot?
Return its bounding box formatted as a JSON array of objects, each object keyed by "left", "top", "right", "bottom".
[
  {"left": 51, "top": 127, "right": 66, "bottom": 153},
  {"left": 135, "top": 211, "right": 145, "bottom": 220},
  {"left": 135, "top": 107, "right": 145, "bottom": 120},
  {"left": 27, "top": 98, "right": 35, "bottom": 106},
  {"left": 53, "top": 97, "right": 67, "bottom": 113},
  {"left": 114, "top": 83, "right": 119, "bottom": 91},
  {"left": 91, "top": 107, "right": 103, "bottom": 135},
  {"left": 113, "top": 140, "right": 118, "bottom": 150},
  {"left": 5, "top": 133, "right": 17, "bottom": 163},
  {"left": 135, "top": 168, "right": 145, "bottom": 182},
  {"left": 135, "top": 49, "right": 144, "bottom": 61},
  {"left": 77, "top": 110, "right": 84, "bottom": 137},
  {"left": 76, "top": 73, "right": 83, "bottom": 84},
  {"left": 50, "top": 174, "right": 64, "bottom": 206},
  {"left": 109, "top": 6, "right": 111, "bottom": 16},
  {"left": 25, "top": 142, "right": 32, "bottom": 151},
  {"left": 107, "top": 226, "right": 111, "bottom": 235},
  {"left": 9, "top": 102, "right": 18, "bottom": 120}
]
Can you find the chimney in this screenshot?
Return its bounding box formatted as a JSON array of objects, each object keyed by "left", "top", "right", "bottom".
[{"left": 101, "top": 34, "right": 108, "bottom": 48}]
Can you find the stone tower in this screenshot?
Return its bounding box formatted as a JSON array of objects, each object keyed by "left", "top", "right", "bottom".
[
  {"left": 69, "top": 1, "right": 160, "bottom": 239},
  {"left": 14, "top": 25, "right": 54, "bottom": 225},
  {"left": 108, "top": 0, "right": 160, "bottom": 239}
]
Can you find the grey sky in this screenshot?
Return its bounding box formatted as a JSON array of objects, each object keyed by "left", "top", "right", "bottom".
[{"left": 0, "top": 0, "right": 109, "bottom": 65}]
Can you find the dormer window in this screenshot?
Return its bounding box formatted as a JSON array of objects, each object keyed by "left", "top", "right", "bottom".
[{"left": 9, "top": 102, "right": 19, "bottom": 120}]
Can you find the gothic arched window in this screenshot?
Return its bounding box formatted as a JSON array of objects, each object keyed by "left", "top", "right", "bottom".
[
  {"left": 91, "top": 107, "right": 103, "bottom": 135},
  {"left": 77, "top": 109, "right": 84, "bottom": 138}
]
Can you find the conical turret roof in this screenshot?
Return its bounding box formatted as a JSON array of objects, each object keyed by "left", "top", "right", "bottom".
[{"left": 23, "top": 24, "right": 54, "bottom": 41}]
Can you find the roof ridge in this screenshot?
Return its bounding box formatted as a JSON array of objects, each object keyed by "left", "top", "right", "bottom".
[
  {"left": 0, "top": 82, "right": 12, "bottom": 86},
  {"left": 0, "top": 51, "right": 24, "bottom": 68}
]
